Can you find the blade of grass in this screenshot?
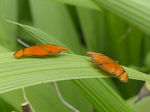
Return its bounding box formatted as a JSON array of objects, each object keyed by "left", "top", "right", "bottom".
[
  {"left": 128, "top": 28, "right": 143, "bottom": 66},
  {"left": 92, "top": 0, "right": 150, "bottom": 36},
  {"left": 74, "top": 78, "right": 134, "bottom": 112},
  {"left": 143, "top": 35, "right": 150, "bottom": 66},
  {"left": 46, "top": 0, "right": 100, "bottom": 10},
  {"left": 0, "top": 0, "right": 18, "bottom": 50},
  {"left": 76, "top": 7, "right": 105, "bottom": 53},
  {"left": 104, "top": 12, "right": 129, "bottom": 64},
  {"left": 48, "top": 0, "right": 150, "bottom": 36},
  {"left": 0, "top": 52, "right": 149, "bottom": 94}
]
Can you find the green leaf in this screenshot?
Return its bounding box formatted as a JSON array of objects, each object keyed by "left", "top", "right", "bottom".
[
  {"left": 0, "top": 0, "right": 18, "bottom": 50},
  {"left": 76, "top": 7, "right": 105, "bottom": 53},
  {"left": 47, "top": 0, "right": 150, "bottom": 36},
  {"left": 74, "top": 78, "right": 133, "bottom": 112},
  {"left": 46, "top": 0, "right": 100, "bottom": 10},
  {"left": 0, "top": 52, "right": 149, "bottom": 94},
  {"left": 92, "top": 0, "right": 150, "bottom": 36}
]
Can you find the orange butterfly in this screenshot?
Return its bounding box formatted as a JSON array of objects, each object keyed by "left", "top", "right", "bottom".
[
  {"left": 14, "top": 43, "right": 68, "bottom": 57},
  {"left": 87, "top": 51, "right": 128, "bottom": 82}
]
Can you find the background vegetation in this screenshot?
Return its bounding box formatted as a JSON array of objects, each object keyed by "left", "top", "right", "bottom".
[{"left": 0, "top": 0, "right": 150, "bottom": 112}]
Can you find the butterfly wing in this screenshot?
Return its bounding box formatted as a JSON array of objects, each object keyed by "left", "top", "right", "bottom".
[
  {"left": 14, "top": 46, "right": 49, "bottom": 57},
  {"left": 40, "top": 44, "right": 68, "bottom": 54},
  {"left": 100, "top": 63, "right": 128, "bottom": 82},
  {"left": 14, "top": 43, "right": 68, "bottom": 57},
  {"left": 87, "top": 51, "right": 128, "bottom": 82}
]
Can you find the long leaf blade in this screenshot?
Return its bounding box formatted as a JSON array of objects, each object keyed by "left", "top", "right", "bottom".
[{"left": 0, "top": 52, "right": 149, "bottom": 94}]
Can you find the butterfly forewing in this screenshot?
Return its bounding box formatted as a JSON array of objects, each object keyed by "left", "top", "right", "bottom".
[{"left": 42, "top": 44, "right": 68, "bottom": 54}]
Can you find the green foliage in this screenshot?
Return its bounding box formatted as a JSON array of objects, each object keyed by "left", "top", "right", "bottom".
[{"left": 0, "top": 0, "right": 150, "bottom": 112}]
